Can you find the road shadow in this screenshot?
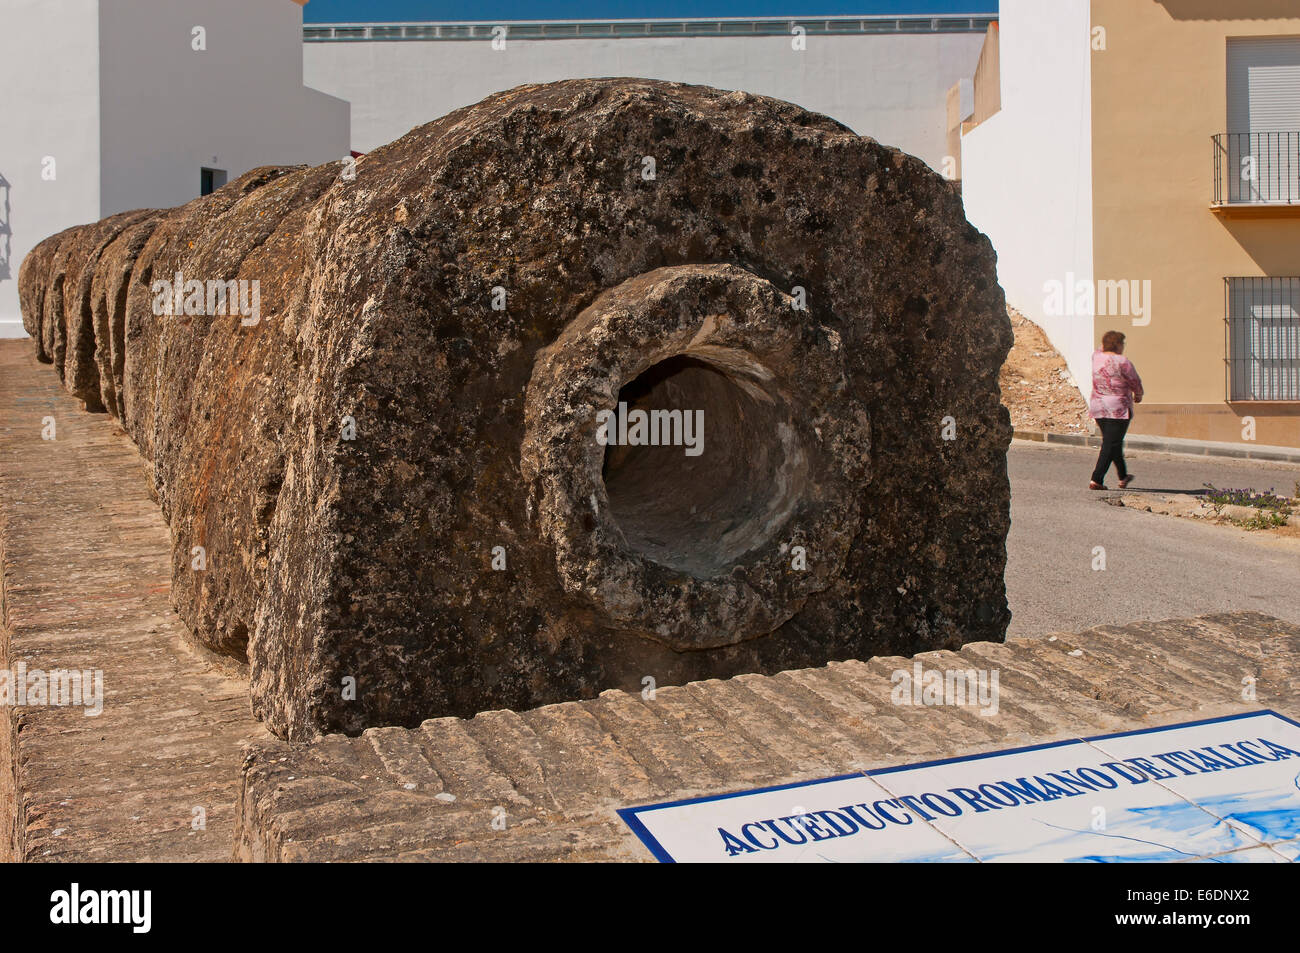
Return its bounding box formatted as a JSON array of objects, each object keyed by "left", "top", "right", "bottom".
[{"left": 1116, "top": 487, "right": 1210, "bottom": 495}]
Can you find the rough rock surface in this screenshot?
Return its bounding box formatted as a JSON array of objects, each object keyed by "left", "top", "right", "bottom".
[
  {"left": 155, "top": 163, "right": 341, "bottom": 657},
  {"left": 68, "top": 209, "right": 163, "bottom": 410},
  {"left": 1000, "top": 307, "right": 1090, "bottom": 435},
  {"left": 121, "top": 165, "right": 301, "bottom": 468},
  {"left": 89, "top": 213, "right": 166, "bottom": 420},
  {"left": 18, "top": 223, "right": 81, "bottom": 365},
  {"left": 16, "top": 79, "right": 1013, "bottom": 741},
  {"left": 36, "top": 211, "right": 153, "bottom": 409}
]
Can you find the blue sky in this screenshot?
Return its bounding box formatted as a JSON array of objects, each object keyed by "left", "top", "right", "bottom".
[{"left": 304, "top": 1, "right": 996, "bottom": 24}]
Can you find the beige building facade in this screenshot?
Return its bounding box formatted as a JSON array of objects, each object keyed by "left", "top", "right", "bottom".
[{"left": 961, "top": 0, "right": 1300, "bottom": 448}]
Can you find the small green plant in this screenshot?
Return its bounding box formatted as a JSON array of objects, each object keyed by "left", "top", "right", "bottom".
[{"left": 1237, "top": 510, "right": 1291, "bottom": 531}]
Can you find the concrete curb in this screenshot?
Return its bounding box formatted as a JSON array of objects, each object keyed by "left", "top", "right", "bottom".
[{"left": 1013, "top": 429, "right": 1300, "bottom": 464}]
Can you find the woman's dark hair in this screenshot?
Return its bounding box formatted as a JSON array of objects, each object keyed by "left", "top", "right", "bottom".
[{"left": 1101, "top": 330, "right": 1125, "bottom": 353}]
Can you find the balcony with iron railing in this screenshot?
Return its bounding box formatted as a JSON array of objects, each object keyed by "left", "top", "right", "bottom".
[{"left": 1213, "top": 132, "right": 1300, "bottom": 216}]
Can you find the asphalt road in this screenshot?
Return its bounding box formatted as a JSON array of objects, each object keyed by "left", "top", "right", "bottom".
[{"left": 1005, "top": 440, "right": 1300, "bottom": 639}]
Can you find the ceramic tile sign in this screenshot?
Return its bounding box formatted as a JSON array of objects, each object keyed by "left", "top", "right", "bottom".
[{"left": 617, "top": 710, "right": 1300, "bottom": 862}]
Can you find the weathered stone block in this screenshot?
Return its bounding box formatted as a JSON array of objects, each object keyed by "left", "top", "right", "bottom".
[
  {"left": 35, "top": 211, "right": 151, "bottom": 408},
  {"left": 89, "top": 212, "right": 166, "bottom": 421},
  {"left": 65, "top": 209, "right": 159, "bottom": 411},
  {"left": 122, "top": 165, "right": 301, "bottom": 467},
  {"left": 155, "top": 163, "right": 340, "bottom": 657},
  {"left": 17, "top": 224, "right": 79, "bottom": 364},
  {"left": 17, "top": 79, "right": 1013, "bottom": 741}
]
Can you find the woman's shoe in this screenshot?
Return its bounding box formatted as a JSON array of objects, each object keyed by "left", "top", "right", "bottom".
[
  {"left": 1089, "top": 481, "right": 1106, "bottom": 490},
  {"left": 1118, "top": 474, "right": 1135, "bottom": 489}
]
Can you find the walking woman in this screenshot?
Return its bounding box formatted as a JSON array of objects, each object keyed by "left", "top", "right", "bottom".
[{"left": 1089, "top": 330, "right": 1144, "bottom": 490}]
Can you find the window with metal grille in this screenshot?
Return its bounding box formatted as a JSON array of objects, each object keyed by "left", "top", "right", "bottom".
[{"left": 1225, "top": 277, "right": 1300, "bottom": 401}]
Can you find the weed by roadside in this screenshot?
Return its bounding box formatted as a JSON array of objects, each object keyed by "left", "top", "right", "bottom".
[
  {"left": 1237, "top": 510, "right": 1292, "bottom": 530},
  {"left": 1202, "top": 484, "right": 1292, "bottom": 513},
  {"left": 1201, "top": 483, "right": 1295, "bottom": 530}
]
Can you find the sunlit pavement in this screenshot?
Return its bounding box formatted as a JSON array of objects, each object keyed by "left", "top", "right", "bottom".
[{"left": 1006, "top": 440, "right": 1300, "bottom": 640}]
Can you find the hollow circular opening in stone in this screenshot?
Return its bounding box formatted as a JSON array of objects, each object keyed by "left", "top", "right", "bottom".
[{"left": 601, "top": 353, "right": 807, "bottom": 578}]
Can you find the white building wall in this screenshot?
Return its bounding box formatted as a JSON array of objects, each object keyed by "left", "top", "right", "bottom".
[
  {"left": 99, "top": 0, "right": 349, "bottom": 216},
  {"left": 959, "top": 0, "right": 1095, "bottom": 393},
  {"left": 0, "top": 0, "right": 102, "bottom": 337},
  {"left": 304, "top": 32, "right": 985, "bottom": 171},
  {"left": 1, "top": 0, "right": 349, "bottom": 337}
]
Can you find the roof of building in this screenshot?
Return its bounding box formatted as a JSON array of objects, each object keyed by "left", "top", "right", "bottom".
[{"left": 304, "top": 14, "right": 997, "bottom": 42}]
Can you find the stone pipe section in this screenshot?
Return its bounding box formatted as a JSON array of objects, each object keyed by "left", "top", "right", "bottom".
[{"left": 16, "top": 78, "right": 1013, "bottom": 741}]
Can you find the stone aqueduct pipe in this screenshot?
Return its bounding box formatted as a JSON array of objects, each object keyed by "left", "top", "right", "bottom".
[{"left": 17, "top": 79, "right": 1013, "bottom": 741}]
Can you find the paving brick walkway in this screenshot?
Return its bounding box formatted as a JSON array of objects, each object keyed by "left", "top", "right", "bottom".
[
  {"left": 0, "top": 341, "right": 267, "bottom": 861},
  {"left": 236, "top": 612, "right": 1299, "bottom": 861}
]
